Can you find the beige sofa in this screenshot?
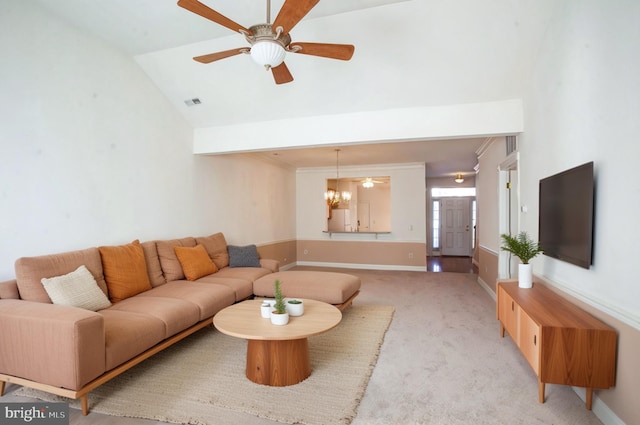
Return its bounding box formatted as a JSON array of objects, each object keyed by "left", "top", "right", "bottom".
[{"left": 0, "top": 232, "right": 278, "bottom": 415}]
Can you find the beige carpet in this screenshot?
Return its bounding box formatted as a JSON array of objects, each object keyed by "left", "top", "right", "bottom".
[{"left": 16, "top": 304, "right": 395, "bottom": 425}]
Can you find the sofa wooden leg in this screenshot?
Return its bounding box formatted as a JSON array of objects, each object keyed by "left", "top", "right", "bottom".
[
  {"left": 81, "top": 394, "right": 89, "bottom": 416},
  {"left": 0, "top": 380, "right": 5, "bottom": 396},
  {"left": 337, "top": 290, "right": 360, "bottom": 311}
]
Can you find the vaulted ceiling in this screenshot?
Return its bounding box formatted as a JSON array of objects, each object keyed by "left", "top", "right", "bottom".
[{"left": 33, "top": 0, "right": 554, "bottom": 176}]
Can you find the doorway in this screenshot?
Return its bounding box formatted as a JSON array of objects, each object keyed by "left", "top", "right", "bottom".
[
  {"left": 441, "top": 197, "right": 473, "bottom": 256},
  {"left": 498, "top": 152, "right": 519, "bottom": 279}
]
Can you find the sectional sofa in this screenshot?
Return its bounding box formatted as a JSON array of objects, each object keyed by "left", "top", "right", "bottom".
[{"left": 0, "top": 232, "right": 280, "bottom": 415}]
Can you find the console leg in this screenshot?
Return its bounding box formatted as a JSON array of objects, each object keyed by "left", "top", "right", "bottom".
[
  {"left": 586, "top": 388, "right": 593, "bottom": 410},
  {"left": 538, "top": 380, "right": 545, "bottom": 403}
]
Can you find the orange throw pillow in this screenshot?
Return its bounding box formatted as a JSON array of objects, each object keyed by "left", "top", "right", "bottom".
[
  {"left": 99, "top": 240, "right": 152, "bottom": 303},
  {"left": 174, "top": 244, "right": 218, "bottom": 281}
]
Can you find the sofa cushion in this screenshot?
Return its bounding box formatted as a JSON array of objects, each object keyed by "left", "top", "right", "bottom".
[
  {"left": 99, "top": 310, "right": 166, "bottom": 370},
  {"left": 212, "top": 266, "right": 272, "bottom": 285},
  {"left": 138, "top": 281, "right": 235, "bottom": 320},
  {"left": 196, "top": 233, "right": 230, "bottom": 269},
  {"left": 140, "top": 240, "right": 166, "bottom": 287},
  {"left": 228, "top": 244, "right": 261, "bottom": 268},
  {"left": 259, "top": 258, "right": 280, "bottom": 273},
  {"left": 99, "top": 240, "right": 152, "bottom": 303},
  {"left": 106, "top": 296, "right": 200, "bottom": 338},
  {"left": 253, "top": 271, "right": 361, "bottom": 305},
  {"left": 195, "top": 275, "right": 254, "bottom": 302},
  {"left": 174, "top": 244, "right": 218, "bottom": 281},
  {"left": 156, "top": 237, "right": 196, "bottom": 281},
  {"left": 41, "top": 265, "right": 112, "bottom": 311},
  {"left": 15, "top": 247, "right": 107, "bottom": 303}
]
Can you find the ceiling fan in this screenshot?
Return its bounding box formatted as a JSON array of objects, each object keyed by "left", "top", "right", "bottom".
[
  {"left": 177, "top": 0, "right": 355, "bottom": 84},
  {"left": 358, "top": 177, "right": 386, "bottom": 188}
]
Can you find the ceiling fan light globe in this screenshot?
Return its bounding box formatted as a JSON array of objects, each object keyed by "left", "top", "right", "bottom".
[{"left": 250, "top": 41, "right": 286, "bottom": 69}]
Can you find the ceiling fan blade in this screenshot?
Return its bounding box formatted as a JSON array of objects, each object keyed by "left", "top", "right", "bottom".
[
  {"left": 289, "top": 42, "right": 355, "bottom": 60},
  {"left": 272, "top": 0, "right": 319, "bottom": 34},
  {"left": 193, "top": 48, "right": 247, "bottom": 64},
  {"left": 177, "top": 0, "right": 251, "bottom": 35},
  {"left": 271, "top": 63, "right": 294, "bottom": 85}
]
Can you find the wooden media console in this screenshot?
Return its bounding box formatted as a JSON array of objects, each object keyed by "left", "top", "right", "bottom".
[{"left": 496, "top": 281, "right": 617, "bottom": 410}]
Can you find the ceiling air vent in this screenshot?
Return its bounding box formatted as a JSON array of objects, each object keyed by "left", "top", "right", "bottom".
[{"left": 184, "top": 98, "right": 202, "bottom": 107}]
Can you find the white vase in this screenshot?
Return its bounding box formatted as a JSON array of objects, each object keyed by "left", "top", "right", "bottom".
[
  {"left": 286, "top": 300, "right": 304, "bottom": 316},
  {"left": 518, "top": 263, "right": 533, "bottom": 288},
  {"left": 270, "top": 311, "right": 289, "bottom": 325},
  {"left": 260, "top": 302, "right": 272, "bottom": 318}
]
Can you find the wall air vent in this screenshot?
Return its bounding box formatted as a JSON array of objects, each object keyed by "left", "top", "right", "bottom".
[{"left": 184, "top": 98, "right": 202, "bottom": 107}]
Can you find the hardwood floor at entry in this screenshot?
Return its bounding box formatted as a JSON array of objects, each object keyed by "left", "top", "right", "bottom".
[{"left": 427, "top": 256, "right": 475, "bottom": 273}]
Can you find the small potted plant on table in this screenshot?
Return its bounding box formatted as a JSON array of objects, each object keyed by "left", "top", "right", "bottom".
[
  {"left": 500, "top": 231, "right": 543, "bottom": 288},
  {"left": 270, "top": 279, "right": 289, "bottom": 325},
  {"left": 286, "top": 299, "right": 304, "bottom": 316}
]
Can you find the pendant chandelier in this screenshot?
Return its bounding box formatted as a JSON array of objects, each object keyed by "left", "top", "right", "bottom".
[{"left": 325, "top": 149, "right": 351, "bottom": 207}]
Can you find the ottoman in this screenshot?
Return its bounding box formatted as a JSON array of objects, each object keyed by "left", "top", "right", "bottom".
[{"left": 253, "top": 271, "right": 361, "bottom": 311}]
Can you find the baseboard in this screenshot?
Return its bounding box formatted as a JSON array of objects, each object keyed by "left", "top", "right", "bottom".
[
  {"left": 279, "top": 262, "right": 297, "bottom": 271},
  {"left": 295, "top": 261, "right": 427, "bottom": 272},
  {"left": 476, "top": 276, "right": 496, "bottom": 301},
  {"left": 571, "top": 387, "right": 625, "bottom": 425}
]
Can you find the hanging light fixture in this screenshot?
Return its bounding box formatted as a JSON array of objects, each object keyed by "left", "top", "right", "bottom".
[
  {"left": 325, "top": 149, "right": 351, "bottom": 206},
  {"left": 362, "top": 178, "right": 374, "bottom": 189},
  {"left": 250, "top": 40, "right": 286, "bottom": 70},
  {"left": 455, "top": 173, "right": 465, "bottom": 184},
  {"left": 244, "top": 0, "right": 288, "bottom": 70}
]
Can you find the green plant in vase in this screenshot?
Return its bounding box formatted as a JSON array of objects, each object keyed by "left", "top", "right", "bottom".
[
  {"left": 273, "top": 279, "right": 287, "bottom": 314},
  {"left": 500, "top": 232, "right": 543, "bottom": 264},
  {"left": 500, "top": 231, "right": 543, "bottom": 288}
]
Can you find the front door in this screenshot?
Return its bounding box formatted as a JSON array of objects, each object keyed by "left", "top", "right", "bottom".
[{"left": 441, "top": 198, "right": 471, "bottom": 256}]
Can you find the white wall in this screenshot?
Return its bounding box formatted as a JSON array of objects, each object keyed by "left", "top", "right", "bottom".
[
  {"left": 516, "top": 4, "right": 640, "bottom": 422},
  {"left": 0, "top": 3, "right": 296, "bottom": 281},
  {"left": 519, "top": 0, "right": 640, "bottom": 328},
  {"left": 296, "top": 164, "right": 426, "bottom": 242},
  {"left": 192, "top": 101, "right": 524, "bottom": 154}
]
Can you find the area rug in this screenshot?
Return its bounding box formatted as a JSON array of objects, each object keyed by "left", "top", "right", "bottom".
[{"left": 16, "top": 304, "right": 395, "bottom": 425}]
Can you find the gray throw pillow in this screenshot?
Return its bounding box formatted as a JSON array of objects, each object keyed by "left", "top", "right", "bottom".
[{"left": 228, "top": 245, "right": 261, "bottom": 268}]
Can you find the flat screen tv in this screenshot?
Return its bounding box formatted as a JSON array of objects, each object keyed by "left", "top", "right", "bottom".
[{"left": 538, "top": 161, "right": 595, "bottom": 269}]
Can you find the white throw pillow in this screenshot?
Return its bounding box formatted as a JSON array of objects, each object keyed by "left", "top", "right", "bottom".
[{"left": 41, "top": 265, "right": 112, "bottom": 311}]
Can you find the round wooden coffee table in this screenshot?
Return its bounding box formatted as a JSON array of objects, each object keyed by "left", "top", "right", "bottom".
[{"left": 213, "top": 299, "right": 342, "bottom": 386}]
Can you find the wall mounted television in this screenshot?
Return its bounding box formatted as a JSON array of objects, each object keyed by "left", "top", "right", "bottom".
[{"left": 538, "top": 161, "right": 595, "bottom": 269}]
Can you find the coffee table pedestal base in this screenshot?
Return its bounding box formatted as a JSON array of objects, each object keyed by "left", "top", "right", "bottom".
[{"left": 246, "top": 338, "right": 311, "bottom": 386}]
